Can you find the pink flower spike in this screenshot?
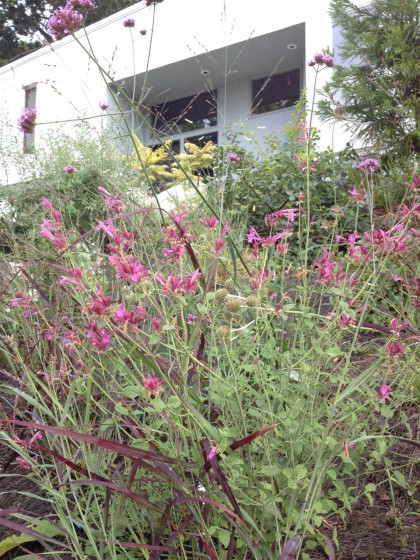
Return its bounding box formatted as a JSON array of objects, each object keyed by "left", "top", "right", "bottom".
[
  {"left": 213, "top": 238, "right": 225, "bottom": 255},
  {"left": 198, "top": 215, "right": 219, "bottom": 230},
  {"left": 208, "top": 445, "right": 218, "bottom": 460},
  {"left": 16, "top": 457, "right": 34, "bottom": 470},
  {"left": 378, "top": 384, "right": 392, "bottom": 402},
  {"left": 41, "top": 197, "right": 62, "bottom": 224},
  {"left": 387, "top": 341, "right": 404, "bottom": 359},
  {"left": 143, "top": 374, "right": 166, "bottom": 397},
  {"left": 114, "top": 304, "right": 131, "bottom": 322}
]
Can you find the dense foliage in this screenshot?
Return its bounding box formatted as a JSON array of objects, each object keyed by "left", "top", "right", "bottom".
[{"left": 318, "top": 0, "right": 420, "bottom": 163}]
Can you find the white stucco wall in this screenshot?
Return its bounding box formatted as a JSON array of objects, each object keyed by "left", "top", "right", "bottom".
[{"left": 0, "top": 0, "right": 337, "bottom": 186}]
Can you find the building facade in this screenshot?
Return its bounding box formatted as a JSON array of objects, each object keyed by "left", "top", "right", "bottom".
[{"left": 0, "top": 0, "right": 343, "bottom": 186}]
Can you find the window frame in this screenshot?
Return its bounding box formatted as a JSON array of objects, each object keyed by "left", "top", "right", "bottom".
[
  {"left": 250, "top": 68, "right": 301, "bottom": 116},
  {"left": 23, "top": 84, "right": 37, "bottom": 154}
]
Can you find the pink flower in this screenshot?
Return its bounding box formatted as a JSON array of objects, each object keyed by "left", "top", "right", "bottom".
[
  {"left": 227, "top": 152, "right": 240, "bottom": 162},
  {"left": 98, "top": 186, "right": 124, "bottom": 214},
  {"left": 378, "top": 384, "right": 392, "bottom": 402},
  {"left": 41, "top": 197, "right": 62, "bottom": 224},
  {"left": 198, "top": 215, "right": 219, "bottom": 230},
  {"left": 123, "top": 18, "right": 135, "bottom": 27},
  {"left": 162, "top": 244, "right": 186, "bottom": 262},
  {"left": 58, "top": 266, "right": 83, "bottom": 289},
  {"left": 99, "top": 102, "right": 109, "bottom": 110},
  {"left": 64, "top": 165, "right": 76, "bottom": 174},
  {"left": 213, "top": 239, "right": 225, "bottom": 255},
  {"left": 387, "top": 341, "right": 404, "bottom": 359},
  {"left": 86, "top": 322, "right": 112, "bottom": 351},
  {"left": 247, "top": 226, "right": 261, "bottom": 244},
  {"left": 48, "top": 5, "right": 84, "bottom": 40},
  {"left": 208, "top": 445, "right": 218, "bottom": 460},
  {"left": 139, "top": 28, "right": 147, "bottom": 35},
  {"left": 338, "top": 314, "right": 353, "bottom": 329},
  {"left": 348, "top": 187, "right": 365, "bottom": 204},
  {"left": 154, "top": 270, "right": 201, "bottom": 296},
  {"left": 16, "top": 457, "right": 35, "bottom": 470},
  {"left": 389, "top": 318, "right": 408, "bottom": 336},
  {"left": 39, "top": 219, "right": 66, "bottom": 249},
  {"left": 308, "top": 53, "right": 336, "bottom": 68},
  {"left": 355, "top": 159, "right": 380, "bottom": 173},
  {"left": 18, "top": 108, "right": 37, "bottom": 134},
  {"left": 108, "top": 254, "right": 149, "bottom": 283},
  {"left": 143, "top": 374, "right": 166, "bottom": 397}
]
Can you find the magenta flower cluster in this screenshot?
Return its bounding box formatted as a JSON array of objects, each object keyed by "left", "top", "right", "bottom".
[
  {"left": 355, "top": 158, "right": 380, "bottom": 173},
  {"left": 18, "top": 108, "right": 37, "bottom": 134},
  {"left": 64, "top": 165, "right": 76, "bottom": 174},
  {"left": 123, "top": 18, "right": 135, "bottom": 28},
  {"left": 308, "top": 53, "right": 336, "bottom": 68},
  {"left": 227, "top": 152, "right": 240, "bottom": 162},
  {"left": 48, "top": 5, "right": 84, "bottom": 40},
  {"left": 48, "top": 0, "right": 96, "bottom": 40}
]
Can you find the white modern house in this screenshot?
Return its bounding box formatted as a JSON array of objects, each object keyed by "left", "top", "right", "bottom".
[{"left": 0, "top": 0, "right": 348, "bottom": 186}]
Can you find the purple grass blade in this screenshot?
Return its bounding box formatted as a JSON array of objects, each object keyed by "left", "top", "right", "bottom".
[
  {"left": 230, "top": 423, "right": 277, "bottom": 451},
  {"left": 1, "top": 420, "right": 183, "bottom": 464}
]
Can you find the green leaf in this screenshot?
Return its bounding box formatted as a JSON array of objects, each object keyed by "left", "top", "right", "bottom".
[{"left": 0, "top": 520, "right": 65, "bottom": 556}]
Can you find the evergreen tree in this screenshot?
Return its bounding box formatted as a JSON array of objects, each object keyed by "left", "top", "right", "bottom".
[
  {"left": 318, "top": 0, "right": 420, "bottom": 162},
  {"left": 0, "top": 0, "right": 137, "bottom": 68}
]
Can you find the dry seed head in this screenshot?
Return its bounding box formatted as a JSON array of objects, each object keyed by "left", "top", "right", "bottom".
[
  {"left": 215, "top": 288, "right": 228, "bottom": 303},
  {"left": 245, "top": 294, "right": 258, "bottom": 308},
  {"left": 224, "top": 278, "right": 234, "bottom": 291},
  {"left": 225, "top": 297, "right": 241, "bottom": 313},
  {"left": 216, "top": 325, "right": 231, "bottom": 342}
]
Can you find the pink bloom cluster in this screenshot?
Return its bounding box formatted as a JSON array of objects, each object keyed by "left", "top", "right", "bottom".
[
  {"left": 99, "top": 102, "right": 109, "bottom": 110},
  {"left": 337, "top": 225, "right": 412, "bottom": 262},
  {"left": 98, "top": 186, "right": 124, "bottom": 214},
  {"left": 308, "top": 53, "right": 336, "bottom": 68},
  {"left": 59, "top": 266, "right": 84, "bottom": 290},
  {"left": 86, "top": 320, "right": 112, "bottom": 351},
  {"left": 48, "top": 4, "right": 84, "bottom": 40},
  {"left": 18, "top": 108, "right": 37, "bottom": 134},
  {"left": 227, "top": 152, "right": 240, "bottom": 162},
  {"left": 39, "top": 197, "right": 70, "bottom": 251},
  {"left": 123, "top": 18, "right": 135, "bottom": 27},
  {"left": 162, "top": 210, "right": 192, "bottom": 262},
  {"left": 86, "top": 285, "right": 112, "bottom": 315},
  {"left": 355, "top": 158, "right": 380, "bottom": 173},
  {"left": 143, "top": 374, "right": 166, "bottom": 397},
  {"left": 114, "top": 304, "right": 147, "bottom": 327},
  {"left": 64, "top": 165, "right": 75, "bottom": 174},
  {"left": 10, "top": 291, "right": 39, "bottom": 318},
  {"left": 294, "top": 153, "right": 318, "bottom": 172},
  {"left": 313, "top": 247, "right": 358, "bottom": 287},
  {"left": 155, "top": 269, "right": 202, "bottom": 296},
  {"left": 68, "top": 0, "right": 97, "bottom": 8},
  {"left": 378, "top": 384, "right": 392, "bottom": 402}
]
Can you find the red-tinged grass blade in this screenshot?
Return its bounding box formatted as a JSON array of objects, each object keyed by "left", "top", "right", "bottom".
[
  {"left": 1, "top": 420, "right": 182, "bottom": 465},
  {"left": 164, "top": 514, "right": 194, "bottom": 548},
  {"left": 201, "top": 439, "right": 241, "bottom": 515},
  {"left": 0, "top": 518, "right": 65, "bottom": 548},
  {"left": 230, "top": 423, "right": 278, "bottom": 451},
  {"left": 18, "top": 441, "right": 107, "bottom": 481},
  {"left": 65, "top": 479, "right": 162, "bottom": 513},
  {"left": 226, "top": 527, "right": 236, "bottom": 560},
  {"left": 321, "top": 533, "right": 336, "bottom": 560},
  {"left": 198, "top": 530, "right": 218, "bottom": 560},
  {"left": 107, "top": 541, "right": 180, "bottom": 554},
  {"left": 278, "top": 535, "right": 301, "bottom": 560}
]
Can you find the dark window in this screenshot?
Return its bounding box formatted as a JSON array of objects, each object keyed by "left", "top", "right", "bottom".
[
  {"left": 252, "top": 69, "right": 300, "bottom": 114},
  {"left": 185, "top": 131, "right": 218, "bottom": 148},
  {"left": 23, "top": 85, "right": 37, "bottom": 154},
  {"left": 151, "top": 91, "right": 217, "bottom": 135}
]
